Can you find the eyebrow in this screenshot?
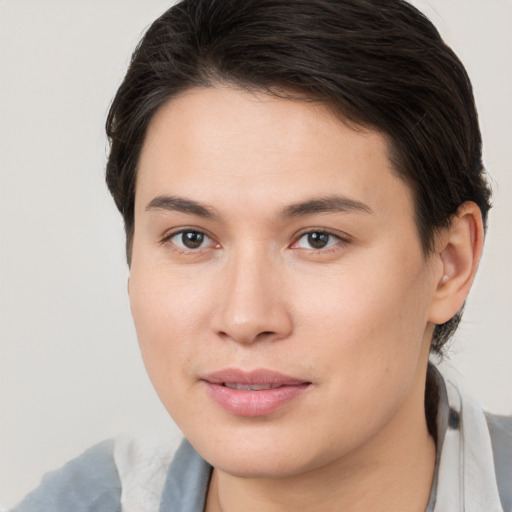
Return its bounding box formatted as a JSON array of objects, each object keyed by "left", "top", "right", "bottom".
[
  {"left": 145, "top": 194, "right": 373, "bottom": 219},
  {"left": 280, "top": 195, "right": 373, "bottom": 217},
  {"left": 145, "top": 195, "right": 216, "bottom": 218}
]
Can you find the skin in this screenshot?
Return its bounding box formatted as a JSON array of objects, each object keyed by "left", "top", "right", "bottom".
[{"left": 128, "top": 86, "right": 483, "bottom": 512}]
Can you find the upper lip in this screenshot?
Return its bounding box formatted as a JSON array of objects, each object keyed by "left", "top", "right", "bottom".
[{"left": 201, "top": 368, "right": 310, "bottom": 386}]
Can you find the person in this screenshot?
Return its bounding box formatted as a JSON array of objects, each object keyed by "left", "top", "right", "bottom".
[{"left": 10, "top": 0, "right": 511, "bottom": 511}]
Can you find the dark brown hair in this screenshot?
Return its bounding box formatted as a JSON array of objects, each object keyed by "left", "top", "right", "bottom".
[{"left": 106, "top": 0, "right": 492, "bottom": 354}]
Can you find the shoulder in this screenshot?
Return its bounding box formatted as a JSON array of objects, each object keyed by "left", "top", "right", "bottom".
[
  {"left": 10, "top": 440, "right": 121, "bottom": 512},
  {"left": 486, "top": 411, "right": 512, "bottom": 440},
  {"left": 113, "top": 431, "right": 183, "bottom": 511},
  {"left": 432, "top": 364, "right": 512, "bottom": 511},
  {"left": 9, "top": 433, "right": 183, "bottom": 512},
  {"left": 486, "top": 412, "right": 512, "bottom": 512}
]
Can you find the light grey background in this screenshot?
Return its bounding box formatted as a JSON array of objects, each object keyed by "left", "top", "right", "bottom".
[{"left": 0, "top": 0, "right": 511, "bottom": 507}]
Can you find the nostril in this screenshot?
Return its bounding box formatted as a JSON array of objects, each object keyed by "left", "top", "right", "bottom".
[{"left": 257, "top": 331, "right": 276, "bottom": 338}]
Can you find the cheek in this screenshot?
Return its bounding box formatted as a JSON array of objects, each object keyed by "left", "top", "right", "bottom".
[
  {"left": 296, "top": 257, "right": 429, "bottom": 343},
  {"left": 128, "top": 265, "right": 202, "bottom": 388},
  {"left": 129, "top": 254, "right": 212, "bottom": 338},
  {"left": 127, "top": 254, "right": 230, "bottom": 402},
  {"left": 292, "top": 252, "right": 432, "bottom": 400}
]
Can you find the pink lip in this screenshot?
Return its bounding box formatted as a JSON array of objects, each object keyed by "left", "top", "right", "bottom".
[{"left": 201, "top": 368, "right": 311, "bottom": 417}]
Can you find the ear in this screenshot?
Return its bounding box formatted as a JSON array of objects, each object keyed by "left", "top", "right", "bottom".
[{"left": 428, "top": 201, "right": 484, "bottom": 325}]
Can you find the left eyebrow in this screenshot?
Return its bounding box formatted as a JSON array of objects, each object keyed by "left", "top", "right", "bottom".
[{"left": 280, "top": 195, "right": 374, "bottom": 217}]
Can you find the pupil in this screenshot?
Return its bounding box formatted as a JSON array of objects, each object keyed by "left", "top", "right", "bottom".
[
  {"left": 182, "top": 231, "right": 204, "bottom": 249},
  {"left": 308, "top": 232, "right": 329, "bottom": 249}
]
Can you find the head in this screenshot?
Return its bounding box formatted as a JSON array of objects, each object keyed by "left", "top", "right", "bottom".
[
  {"left": 106, "top": 0, "right": 491, "bottom": 355},
  {"left": 105, "top": 0, "right": 490, "bottom": 478}
]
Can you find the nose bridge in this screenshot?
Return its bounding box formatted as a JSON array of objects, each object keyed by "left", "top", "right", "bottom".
[{"left": 214, "top": 243, "right": 292, "bottom": 344}]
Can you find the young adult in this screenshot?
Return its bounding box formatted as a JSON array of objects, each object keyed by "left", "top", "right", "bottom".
[{"left": 11, "top": 1, "right": 511, "bottom": 511}]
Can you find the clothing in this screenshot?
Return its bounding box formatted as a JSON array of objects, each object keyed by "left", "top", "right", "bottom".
[{"left": 9, "top": 366, "right": 512, "bottom": 512}]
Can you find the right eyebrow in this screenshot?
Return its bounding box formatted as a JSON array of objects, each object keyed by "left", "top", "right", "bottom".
[{"left": 145, "top": 195, "right": 216, "bottom": 218}]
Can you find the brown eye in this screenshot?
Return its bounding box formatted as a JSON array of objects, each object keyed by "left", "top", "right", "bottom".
[
  {"left": 295, "top": 231, "right": 339, "bottom": 250},
  {"left": 170, "top": 230, "right": 210, "bottom": 250},
  {"left": 182, "top": 231, "right": 204, "bottom": 248},
  {"left": 307, "top": 232, "right": 330, "bottom": 249}
]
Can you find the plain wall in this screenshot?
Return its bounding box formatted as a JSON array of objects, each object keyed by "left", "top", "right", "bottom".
[{"left": 1, "top": 0, "right": 511, "bottom": 507}]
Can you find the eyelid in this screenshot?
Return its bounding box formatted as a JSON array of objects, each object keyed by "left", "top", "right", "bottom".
[
  {"left": 290, "top": 228, "right": 352, "bottom": 251},
  {"left": 161, "top": 227, "right": 220, "bottom": 250}
]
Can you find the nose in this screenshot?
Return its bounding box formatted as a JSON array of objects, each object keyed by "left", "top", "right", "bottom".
[{"left": 211, "top": 248, "right": 293, "bottom": 345}]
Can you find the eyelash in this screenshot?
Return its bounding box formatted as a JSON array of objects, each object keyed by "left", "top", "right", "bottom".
[
  {"left": 291, "top": 230, "right": 350, "bottom": 252},
  {"left": 162, "top": 229, "right": 217, "bottom": 252},
  {"left": 161, "top": 228, "right": 351, "bottom": 253}
]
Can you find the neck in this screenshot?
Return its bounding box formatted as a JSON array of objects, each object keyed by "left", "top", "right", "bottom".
[{"left": 205, "top": 366, "right": 436, "bottom": 512}]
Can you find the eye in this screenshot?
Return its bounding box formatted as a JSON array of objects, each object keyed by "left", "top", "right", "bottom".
[
  {"left": 294, "top": 231, "right": 342, "bottom": 250},
  {"left": 167, "top": 230, "right": 214, "bottom": 250}
]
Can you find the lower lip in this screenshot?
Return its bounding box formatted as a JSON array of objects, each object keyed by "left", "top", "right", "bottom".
[{"left": 203, "top": 382, "right": 310, "bottom": 417}]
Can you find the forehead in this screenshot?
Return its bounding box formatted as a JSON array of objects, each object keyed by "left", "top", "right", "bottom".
[{"left": 136, "top": 86, "right": 413, "bottom": 221}]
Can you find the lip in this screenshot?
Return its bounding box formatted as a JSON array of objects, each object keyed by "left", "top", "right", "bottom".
[{"left": 201, "top": 368, "right": 311, "bottom": 417}]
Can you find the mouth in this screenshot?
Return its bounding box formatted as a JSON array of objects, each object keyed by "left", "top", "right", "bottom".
[
  {"left": 201, "top": 368, "right": 311, "bottom": 417},
  {"left": 222, "top": 382, "right": 285, "bottom": 391}
]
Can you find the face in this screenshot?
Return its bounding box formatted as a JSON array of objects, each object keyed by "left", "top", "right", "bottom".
[{"left": 129, "top": 86, "right": 439, "bottom": 478}]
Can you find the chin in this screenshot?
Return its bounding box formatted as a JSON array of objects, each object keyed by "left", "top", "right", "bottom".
[
  {"left": 188, "top": 425, "right": 332, "bottom": 479},
  {"left": 211, "top": 450, "right": 316, "bottom": 479}
]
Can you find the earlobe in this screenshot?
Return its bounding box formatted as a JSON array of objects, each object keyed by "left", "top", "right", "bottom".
[{"left": 428, "top": 201, "right": 484, "bottom": 325}]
